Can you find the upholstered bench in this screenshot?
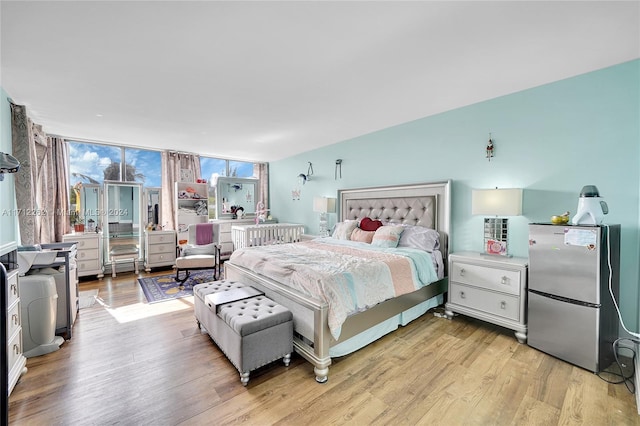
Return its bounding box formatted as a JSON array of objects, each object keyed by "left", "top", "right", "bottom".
[
  {"left": 193, "top": 281, "right": 293, "bottom": 386},
  {"left": 109, "top": 244, "right": 139, "bottom": 277},
  {"left": 194, "top": 280, "right": 254, "bottom": 334}
]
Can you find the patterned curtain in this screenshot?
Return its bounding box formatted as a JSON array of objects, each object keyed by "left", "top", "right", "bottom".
[
  {"left": 45, "top": 136, "right": 70, "bottom": 242},
  {"left": 256, "top": 162, "right": 269, "bottom": 210},
  {"left": 11, "top": 103, "right": 38, "bottom": 245},
  {"left": 10, "top": 102, "right": 70, "bottom": 244},
  {"left": 161, "top": 151, "right": 201, "bottom": 231}
]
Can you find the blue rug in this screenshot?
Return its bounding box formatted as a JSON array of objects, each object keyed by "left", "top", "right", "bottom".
[{"left": 137, "top": 269, "right": 218, "bottom": 303}]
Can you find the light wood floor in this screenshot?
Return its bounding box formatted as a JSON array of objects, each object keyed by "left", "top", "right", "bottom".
[{"left": 8, "top": 269, "right": 640, "bottom": 425}]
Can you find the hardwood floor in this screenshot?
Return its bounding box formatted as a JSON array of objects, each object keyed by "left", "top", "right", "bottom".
[{"left": 9, "top": 269, "right": 640, "bottom": 425}]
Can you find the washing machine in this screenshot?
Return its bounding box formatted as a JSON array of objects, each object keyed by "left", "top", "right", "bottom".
[{"left": 19, "top": 275, "right": 64, "bottom": 358}]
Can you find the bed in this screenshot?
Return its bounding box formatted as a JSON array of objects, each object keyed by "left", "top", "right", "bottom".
[{"left": 225, "top": 180, "right": 451, "bottom": 382}]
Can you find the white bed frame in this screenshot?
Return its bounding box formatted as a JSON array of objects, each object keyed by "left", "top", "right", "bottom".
[{"left": 225, "top": 180, "right": 451, "bottom": 382}]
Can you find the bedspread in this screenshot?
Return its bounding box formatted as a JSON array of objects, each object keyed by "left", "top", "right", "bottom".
[{"left": 228, "top": 238, "right": 440, "bottom": 339}]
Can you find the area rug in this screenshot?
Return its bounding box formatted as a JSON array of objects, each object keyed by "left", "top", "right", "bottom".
[{"left": 137, "top": 269, "right": 218, "bottom": 303}]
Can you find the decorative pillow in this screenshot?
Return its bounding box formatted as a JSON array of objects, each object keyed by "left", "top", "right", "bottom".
[
  {"left": 397, "top": 225, "right": 440, "bottom": 252},
  {"left": 332, "top": 220, "right": 358, "bottom": 240},
  {"left": 371, "top": 225, "right": 404, "bottom": 248},
  {"left": 350, "top": 228, "right": 375, "bottom": 244},
  {"left": 359, "top": 217, "right": 383, "bottom": 231}
]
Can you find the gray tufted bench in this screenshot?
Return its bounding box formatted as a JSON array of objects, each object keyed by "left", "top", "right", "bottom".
[{"left": 193, "top": 280, "right": 293, "bottom": 386}]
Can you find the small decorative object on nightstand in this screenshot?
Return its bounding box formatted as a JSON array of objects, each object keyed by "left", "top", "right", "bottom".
[{"left": 445, "top": 251, "right": 528, "bottom": 343}]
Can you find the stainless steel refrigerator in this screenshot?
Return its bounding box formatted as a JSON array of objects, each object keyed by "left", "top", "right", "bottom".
[{"left": 527, "top": 223, "right": 620, "bottom": 373}]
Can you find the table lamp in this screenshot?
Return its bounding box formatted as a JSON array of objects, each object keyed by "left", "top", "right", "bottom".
[
  {"left": 313, "top": 197, "right": 336, "bottom": 236},
  {"left": 472, "top": 188, "right": 522, "bottom": 256}
]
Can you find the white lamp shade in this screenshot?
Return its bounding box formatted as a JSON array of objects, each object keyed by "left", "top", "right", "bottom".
[
  {"left": 472, "top": 188, "right": 522, "bottom": 216},
  {"left": 313, "top": 197, "right": 336, "bottom": 213}
]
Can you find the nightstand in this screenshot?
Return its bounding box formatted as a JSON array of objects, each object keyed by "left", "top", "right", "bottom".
[{"left": 445, "top": 251, "right": 528, "bottom": 343}]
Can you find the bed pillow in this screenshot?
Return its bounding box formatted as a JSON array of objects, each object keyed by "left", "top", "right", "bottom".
[
  {"left": 359, "top": 217, "right": 383, "bottom": 232},
  {"left": 397, "top": 225, "right": 440, "bottom": 252},
  {"left": 332, "top": 220, "right": 358, "bottom": 240},
  {"left": 350, "top": 228, "right": 375, "bottom": 244},
  {"left": 371, "top": 225, "right": 404, "bottom": 248}
]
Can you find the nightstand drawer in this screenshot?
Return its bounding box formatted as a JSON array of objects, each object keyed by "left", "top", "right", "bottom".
[
  {"left": 147, "top": 253, "right": 176, "bottom": 264},
  {"left": 147, "top": 233, "right": 175, "bottom": 245},
  {"left": 149, "top": 244, "right": 175, "bottom": 255},
  {"left": 74, "top": 237, "right": 99, "bottom": 250},
  {"left": 451, "top": 262, "right": 521, "bottom": 296},
  {"left": 449, "top": 283, "right": 520, "bottom": 321},
  {"left": 77, "top": 249, "right": 98, "bottom": 261}
]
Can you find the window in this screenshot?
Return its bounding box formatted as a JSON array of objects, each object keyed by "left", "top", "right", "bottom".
[{"left": 68, "top": 141, "right": 161, "bottom": 187}]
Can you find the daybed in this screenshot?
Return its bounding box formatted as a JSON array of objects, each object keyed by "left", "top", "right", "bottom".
[{"left": 225, "top": 181, "right": 451, "bottom": 382}]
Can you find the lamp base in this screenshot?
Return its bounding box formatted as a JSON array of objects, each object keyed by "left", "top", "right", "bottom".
[{"left": 480, "top": 252, "right": 513, "bottom": 258}]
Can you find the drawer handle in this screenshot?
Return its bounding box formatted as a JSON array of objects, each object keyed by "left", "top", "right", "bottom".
[
  {"left": 13, "top": 344, "right": 20, "bottom": 355},
  {"left": 12, "top": 314, "right": 18, "bottom": 325},
  {"left": 460, "top": 291, "right": 466, "bottom": 299},
  {"left": 501, "top": 276, "right": 508, "bottom": 285},
  {"left": 11, "top": 284, "right": 17, "bottom": 295},
  {"left": 500, "top": 301, "right": 506, "bottom": 310},
  {"left": 459, "top": 268, "right": 465, "bottom": 276}
]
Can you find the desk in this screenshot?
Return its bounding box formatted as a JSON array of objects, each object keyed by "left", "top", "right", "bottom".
[{"left": 30, "top": 243, "right": 78, "bottom": 340}]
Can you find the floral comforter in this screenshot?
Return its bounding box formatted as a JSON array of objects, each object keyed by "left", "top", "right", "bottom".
[{"left": 228, "top": 237, "right": 440, "bottom": 340}]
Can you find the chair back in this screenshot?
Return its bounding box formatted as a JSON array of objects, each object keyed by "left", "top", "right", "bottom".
[{"left": 187, "top": 223, "right": 220, "bottom": 246}]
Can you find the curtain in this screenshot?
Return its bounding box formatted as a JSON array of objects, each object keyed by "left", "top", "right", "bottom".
[
  {"left": 256, "top": 162, "right": 269, "bottom": 210},
  {"left": 11, "top": 103, "right": 38, "bottom": 245},
  {"left": 46, "top": 137, "right": 70, "bottom": 242},
  {"left": 161, "top": 151, "right": 201, "bottom": 231},
  {"left": 10, "top": 102, "right": 70, "bottom": 244}
]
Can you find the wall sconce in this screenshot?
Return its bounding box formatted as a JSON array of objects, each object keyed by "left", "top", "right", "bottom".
[
  {"left": 335, "top": 159, "right": 342, "bottom": 180},
  {"left": 486, "top": 133, "right": 494, "bottom": 161},
  {"left": 298, "top": 162, "right": 314, "bottom": 185},
  {"left": 313, "top": 196, "right": 336, "bottom": 236},
  {"left": 472, "top": 188, "right": 522, "bottom": 256}
]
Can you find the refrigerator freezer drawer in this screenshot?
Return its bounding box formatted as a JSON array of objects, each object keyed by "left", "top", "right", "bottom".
[
  {"left": 449, "top": 283, "right": 519, "bottom": 321},
  {"left": 450, "top": 262, "right": 521, "bottom": 296},
  {"left": 528, "top": 291, "right": 600, "bottom": 372}
]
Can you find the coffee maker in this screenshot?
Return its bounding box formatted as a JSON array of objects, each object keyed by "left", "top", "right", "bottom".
[{"left": 571, "top": 185, "right": 609, "bottom": 225}]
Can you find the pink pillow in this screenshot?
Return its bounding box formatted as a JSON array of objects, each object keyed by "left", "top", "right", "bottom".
[
  {"left": 360, "top": 217, "right": 383, "bottom": 232},
  {"left": 350, "top": 228, "right": 375, "bottom": 243}
]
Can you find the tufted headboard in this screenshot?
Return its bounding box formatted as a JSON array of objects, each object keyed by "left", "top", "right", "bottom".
[{"left": 338, "top": 180, "right": 451, "bottom": 259}]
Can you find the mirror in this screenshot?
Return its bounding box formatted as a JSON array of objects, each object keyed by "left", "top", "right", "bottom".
[
  {"left": 103, "top": 181, "right": 143, "bottom": 262},
  {"left": 79, "top": 183, "right": 101, "bottom": 232},
  {"left": 215, "top": 177, "right": 260, "bottom": 219},
  {"left": 144, "top": 187, "right": 162, "bottom": 228}
]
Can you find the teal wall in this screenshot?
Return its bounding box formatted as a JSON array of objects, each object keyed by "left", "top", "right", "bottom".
[
  {"left": 0, "top": 88, "right": 18, "bottom": 246},
  {"left": 269, "top": 60, "right": 640, "bottom": 331}
]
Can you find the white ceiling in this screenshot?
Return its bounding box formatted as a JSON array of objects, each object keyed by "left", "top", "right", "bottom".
[{"left": 1, "top": 1, "right": 638, "bottom": 162}]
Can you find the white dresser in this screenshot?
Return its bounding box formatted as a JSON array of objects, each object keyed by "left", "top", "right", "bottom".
[
  {"left": 144, "top": 230, "right": 177, "bottom": 272},
  {"left": 7, "top": 264, "right": 27, "bottom": 395},
  {"left": 445, "top": 252, "right": 529, "bottom": 343},
  {"left": 63, "top": 232, "right": 103, "bottom": 279}
]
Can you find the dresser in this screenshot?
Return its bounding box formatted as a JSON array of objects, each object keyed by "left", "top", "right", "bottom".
[
  {"left": 63, "top": 232, "right": 103, "bottom": 279},
  {"left": 445, "top": 252, "right": 529, "bottom": 343},
  {"left": 3, "top": 246, "right": 27, "bottom": 396},
  {"left": 144, "top": 230, "right": 177, "bottom": 272}
]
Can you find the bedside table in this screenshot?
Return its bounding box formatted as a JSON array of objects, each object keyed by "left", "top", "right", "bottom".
[{"left": 445, "top": 252, "right": 528, "bottom": 343}]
